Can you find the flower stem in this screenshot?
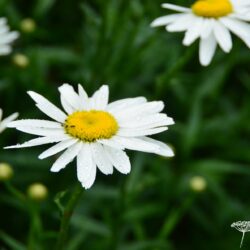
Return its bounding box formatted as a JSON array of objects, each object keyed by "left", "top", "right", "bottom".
[
  {"left": 155, "top": 45, "right": 197, "bottom": 98},
  {"left": 54, "top": 183, "right": 84, "bottom": 250},
  {"left": 4, "top": 181, "right": 26, "bottom": 201},
  {"left": 158, "top": 194, "right": 195, "bottom": 239},
  {"left": 240, "top": 232, "right": 245, "bottom": 248}
]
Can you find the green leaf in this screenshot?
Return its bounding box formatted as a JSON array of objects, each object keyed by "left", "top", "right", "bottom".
[
  {"left": 0, "top": 231, "right": 26, "bottom": 250},
  {"left": 54, "top": 190, "right": 68, "bottom": 214}
]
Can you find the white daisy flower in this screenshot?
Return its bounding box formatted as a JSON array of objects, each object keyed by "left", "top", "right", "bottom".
[
  {"left": 0, "top": 108, "right": 18, "bottom": 134},
  {"left": 0, "top": 17, "right": 19, "bottom": 55},
  {"left": 5, "top": 84, "right": 174, "bottom": 189},
  {"left": 151, "top": 0, "right": 250, "bottom": 66}
]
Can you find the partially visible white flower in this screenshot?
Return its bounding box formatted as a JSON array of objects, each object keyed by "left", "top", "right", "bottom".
[
  {"left": 231, "top": 221, "right": 250, "bottom": 248},
  {"left": 0, "top": 108, "right": 18, "bottom": 133},
  {"left": 151, "top": 0, "right": 250, "bottom": 66},
  {"left": 0, "top": 17, "right": 19, "bottom": 56},
  {"left": 5, "top": 84, "right": 175, "bottom": 189}
]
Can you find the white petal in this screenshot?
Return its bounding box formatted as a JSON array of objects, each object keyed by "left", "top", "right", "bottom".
[
  {"left": 77, "top": 144, "right": 97, "bottom": 189},
  {"left": 39, "top": 139, "right": 78, "bottom": 159},
  {"left": 200, "top": 19, "right": 214, "bottom": 39},
  {"left": 161, "top": 3, "right": 190, "bottom": 13},
  {"left": 1, "top": 112, "right": 18, "bottom": 124},
  {"left": 107, "top": 97, "right": 147, "bottom": 113},
  {"left": 151, "top": 14, "right": 185, "bottom": 27},
  {"left": 199, "top": 33, "right": 217, "bottom": 66},
  {"left": 105, "top": 146, "right": 131, "bottom": 174},
  {"left": 58, "top": 84, "right": 81, "bottom": 111},
  {"left": 0, "top": 31, "right": 19, "bottom": 44},
  {"left": 78, "top": 84, "right": 89, "bottom": 109},
  {"left": 28, "top": 91, "right": 67, "bottom": 123},
  {"left": 8, "top": 119, "right": 62, "bottom": 128},
  {"left": 121, "top": 119, "right": 171, "bottom": 130},
  {"left": 117, "top": 127, "right": 168, "bottom": 137},
  {"left": 98, "top": 138, "right": 125, "bottom": 150},
  {"left": 113, "top": 101, "right": 164, "bottom": 121},
  {"left": 166, "top": 14, "right": 195, "bottom": 32},
  {"left": 140, "top": 137, "right": 174, "bottom": 157},
  {"left": 0, "top": 26, "right": 9, "bottom": 35},
  {"left": 60, "top": 95, "right": 75, "bottom": 114},
  {"left": 213, "top": 21, "right": 232, "bottom": 52},
  {"left": 0, "top": 45, "right": 11, "bottom": 55},
  {"left": 0, "top": 18, "right": 7, "bottom": 26},
  {"left": 220, "top": 17, "right": 250, "bottom": 48},
  {"left": 230, "top": 13, "right": 250, "bottom": 22},
  {"left": 50, "top": 142, "right": 82, "bottom": 172},
  {"left": 15, "top": 126, "right": 65, "bottom": 137},
  {"left": 111, "top": 136, "right": 174, "bottom": 157},
  {"left": 183, "top": 17, "right": 204, "bottom": 46},
  {"left": 5, "top": 136, "right": 69, "bottom": 149},
  {"left": 119, "top": 114, "right": 174, "bottom": 129},
  {"left": 0, "top": 112, "right": 19, "bottom": 132},
  {"left": 90, "top": 85, "right": 109, "bottom": 110},
  {"left": 91, "top": 143, "right": 113, "bottom": 175}
]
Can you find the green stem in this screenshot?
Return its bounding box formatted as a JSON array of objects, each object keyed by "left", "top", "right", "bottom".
[
  {"left": 155, "top": 46, "right": 197, "bottom": 98},
  {"left": 54, "top": 183, "right": 84, "bottom": 250},
  {"left": 27, "top": 203, "right": 42, "bottom": 250},
  {"left": 4, "top": 181, "right": 26, "bottom": 201},
  {"left": 158, "top": 194, "right": 196, "bottom": 239},
  {"left": 4, "top": 181, "right": 43, "bottom": 249}
]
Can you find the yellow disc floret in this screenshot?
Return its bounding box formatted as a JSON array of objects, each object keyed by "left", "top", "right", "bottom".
[
  {"left": 192, "top": 0, "right": 233, "bottom": 18},
  {"left": 64, "top": 110, "right": 118, "bottom": 142}
]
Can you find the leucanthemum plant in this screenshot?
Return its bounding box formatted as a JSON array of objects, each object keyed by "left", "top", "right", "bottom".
[
  {"left": 151, "top": 0, "right": 250, "bottom": 66},
  {"left": 0, "top": 17, "right": 19, "bottom": 55},
  {"left": 0, "top": 108, "right": 18, "bottom": 134},
  {"left": 6, "top": 84, "right": 174, "bottom": 189}
]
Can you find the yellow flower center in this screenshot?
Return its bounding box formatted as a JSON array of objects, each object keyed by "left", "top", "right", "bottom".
[
  {"left": 191, "top": 0, "right": 233, "bottom": 18},
  {"left": 64, "top": 110, "right": 118, "bottom": 142}
]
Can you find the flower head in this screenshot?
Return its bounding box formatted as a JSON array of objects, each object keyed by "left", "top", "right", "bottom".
[
  {"left": 231, "top": 221, "right": 250, "bottom": 248},
  {"left": 0, "top": 17, "right": 19, "bottom": 56},
  {"left": 0, "top": 108, "right": 18, "bottom": 133},
  {"left": 151, "top": 0, "right": 250, "bottom": 66},
  {"left": 6, "top": 84, "right": 174, "bottom": 189}
]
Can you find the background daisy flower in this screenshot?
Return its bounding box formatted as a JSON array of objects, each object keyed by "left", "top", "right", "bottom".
[
  {"left": 0, "top": 108, "right": 18, "bottom": 133},
  {"left": 0, "top": 17, "right": 19, "bottom": 56},
  {"left": 151, "top": 0, "right": 250, "bottom": 66},
  {"left": 6, "top": 84, "right": 174, "bottom": 189}
]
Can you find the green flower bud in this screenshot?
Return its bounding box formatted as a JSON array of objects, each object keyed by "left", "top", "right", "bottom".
[
  {"left": 190, "top": 176, "right": 207, "bottom": 192},
  {"left": 0, "top": 163, "right": 14, "bottom": 181},
  {"left": 20, "top": 18, "right": 36, "bottom": 33},
  {"left": 13, "top": 53, "right": 29, "bottom": 68},
  {"left": 27, "top": 183, "right": 48, "bottom": 201}
]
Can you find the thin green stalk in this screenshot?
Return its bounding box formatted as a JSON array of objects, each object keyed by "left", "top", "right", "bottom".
[
  {"left": 27, "top": 203, "right": 43, "bottom": 250},
  {"left": 54, "top": 184, "right": 84, "bottom": 250},
  {"left": 4, "top": 181, "right": 26, "bottom": 201},
  {"left": 158, "top": 194, "right": 196, "bottom": 239},
  {"left": 155, "top": 46, "right": 197, "bottom": 98},
  {"left": 4, "top": 181, "right": 43, "bottom": 250}
]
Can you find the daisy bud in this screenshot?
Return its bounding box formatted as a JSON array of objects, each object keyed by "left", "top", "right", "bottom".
[
  {"left": 20, "top": 18, "right": 36, "bottom": 33},
  {"left": 27, "top": 183, "right": 48, "bottom": 201},
  {"left": 189, "top": 176, "right": 207, "bottom": 192},
  {"left": 13, "top": 53, "right": 29, "bottom": 68},
  {"left": 0, "top": 163, "right": 14, "bottom": 181}
]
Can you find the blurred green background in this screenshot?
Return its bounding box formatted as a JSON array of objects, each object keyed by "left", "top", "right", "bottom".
[{"left": 1, "top": 0, "right": 250, "bottom": 249}]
